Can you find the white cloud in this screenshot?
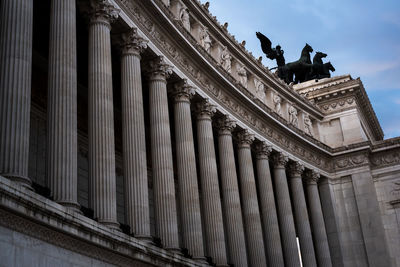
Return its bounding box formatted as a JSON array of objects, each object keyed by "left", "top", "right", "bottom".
[{"left": 346, "top": 59, "right": 400, "bottom": 76}]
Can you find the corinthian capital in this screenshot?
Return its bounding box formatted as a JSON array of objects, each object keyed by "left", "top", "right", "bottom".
[
  {"left": 83, "top": 0, "right": 120, "bottom": 25},
  {"left": 288, "top": 161, "right": 305, "bottom": 178},
  {"left": 237, "top": 130, "right": 255, "bottom": 148},
  {"left": 216, "top": 115, "right": 236, "bottom": 135},
  {"left": 272, "top": 152, "right": 288, "bottom": 168},
  {"left": 305, "top": 170, "right": 320, "bottom": 185},
  {"left": 195, "top": 99, "right": 216, "bottom": 120},
  {"left": 120, "top": 28, "right": 148, "bottom": 56},
  {"left": 145, "top": 56, "right": 173, "bottom": 81},
  {"left": 170, "top": 79, "right": 196, "bottom": 103},
  {"left": 255, "top": 142, "right": 272, "bottom": 160}
]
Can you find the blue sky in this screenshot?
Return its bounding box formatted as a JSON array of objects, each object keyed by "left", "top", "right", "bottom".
[{"left": 201, "top": 0, "right": 400, "bottom": 139}]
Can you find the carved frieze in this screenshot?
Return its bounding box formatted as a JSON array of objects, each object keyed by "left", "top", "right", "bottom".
[
  {"left": 334, "top": 152, "right": 369, "bottom": 171},
  {"left": 371, "top": 150, "right": 400, "bottom": 169},
  {"left": 319, "top": 97, "right": 356, "bottom": 113}
]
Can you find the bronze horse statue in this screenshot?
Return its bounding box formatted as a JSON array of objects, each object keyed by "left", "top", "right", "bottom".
[
  {"left": 309, "top": 52, "right": 327, "bottom": 79},
  {"left": 285, "top": 43, "right": 313, "bottom": 84},
  {"left": 320, "top": 62, "right": 335, "bottom": 79}
]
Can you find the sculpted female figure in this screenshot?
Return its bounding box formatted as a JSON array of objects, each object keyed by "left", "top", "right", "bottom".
[
  {"left": 289, "top": 105, "right": 298, "bottom": 127},
  {"left": 180, "top": 8, "right": 190, "bottom": 31},
  {"left": 273, "top": 94, "right": 283, "bottom": 116},
  {"left": 220, "top": 46, "right": 231, "bottom": 73},
  {"left": 254, "top": 78, "right": 266, "bottom": 102},
  {"left": 237, "top": 65, "right": 247, "bottom": 88},
  {"left": 304, "top": 114, "right": 313, "bottom": 136},
  {"left": 200, "top": 27, "right": 212, "bottom": 53}
]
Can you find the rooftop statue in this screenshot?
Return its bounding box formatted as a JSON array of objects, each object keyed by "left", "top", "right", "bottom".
[{"left": 256, "top": 32, "right": 335, "bottom": 84}]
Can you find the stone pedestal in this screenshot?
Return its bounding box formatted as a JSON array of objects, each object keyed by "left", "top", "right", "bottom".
[
  {"left": 146, "top": 56, "right": 179, "bottom": 251},
  {"left": 0, "top": 0, "right": 33, "bottom": 188},
  {"left": 272, "top": 153, "right": 301, "bottom": 267},
  {"left": 236, "top": 130, "right": 267, "bottom": 267},
  {"left": 87, "top": 1, "right": 119, "bottom": 229},
  {"left": 171, "top": 80, "right": 205, "bottom": 260},
  {"left": 195, "top": 100, "right": 228, "bottom": 266},
  {"left": 305, "top": 171, "right": 332, "bottom": 267},
  {"left": 288, "top": 161, "right": 317, "bottom": 267},
  {"left": 120, "top": 29, "right": 151, "bottom": 239},
  {"left": 217, "top": 116, "right": 248, "bottom": 267},
  {"left": 47, "top": 0, "right": 79, "bottom": 211},
  {"left": 255, "top": 143, "right": 285, "bottom": 267}
]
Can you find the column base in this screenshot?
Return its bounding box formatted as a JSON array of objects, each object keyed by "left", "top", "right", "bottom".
[
  {"left": 192, "top": 256, "right": 208, "bottom": 265},
  {"left": 58, "top": 201, "right": 82, "bottom": 214},
  {"left": 165, "top": 247, "right": 182, "bottom": 255},
  {"left": 98, "top": 220, "right": 120, "bottom": 230},
  {"left": 2, "top": 173, "right": 33, "bottom": 190},
  {"left": 135, "top": 234, "right": 153, "bottom": 243}
]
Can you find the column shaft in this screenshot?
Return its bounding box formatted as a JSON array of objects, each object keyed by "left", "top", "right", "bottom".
[
  {"left": 306, "top": 172, "right": 332, "bottom": 267},
  {"left": 272, "top": 154, "right": 301, "bottom": 267},
  {"left": 0, "top": 0, "right": 33, "bottom": 187},
  {"left": 236, "top": 131, "right": 267, "bottom": 267},
  {"left": 196, "top": 100, "right": 228, "bottom": 266},
  {"left": 88, "top": 6, "right": 119, "bottom": 228},
  {"left": 255, "top": 143, "right": 285, "bottom": 266},
  {"left": 172, "top": 81, "right": 204, "bottom": 259},
  {"left": 288, "top": 162, "right": 317, "bottom": 267},
  {"left": 217, "top": 117, "right": 248, "bottom": 267},
  {"left": 47, "top": 0, "right": 79, "bottom": 210},
  {"left": 120, "top": 30, "right": 150, "bottom": 239},
  {"left": 147, "top": 56, "right": 179, "bottom": 251}
]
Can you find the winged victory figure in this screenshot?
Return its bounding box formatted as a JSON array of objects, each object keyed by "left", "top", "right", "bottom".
[{"left": 256, "top": 32, "right": 287, "bottom": 81}]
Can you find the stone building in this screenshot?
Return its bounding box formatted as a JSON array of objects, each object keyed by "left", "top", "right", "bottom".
[{"left": 0, "top": 0, "right": 399, "bottom": 266}]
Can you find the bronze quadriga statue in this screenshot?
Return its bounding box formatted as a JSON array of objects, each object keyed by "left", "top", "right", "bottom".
[{"left": 256, "top": 32, "right": 335, "bottom": 84}]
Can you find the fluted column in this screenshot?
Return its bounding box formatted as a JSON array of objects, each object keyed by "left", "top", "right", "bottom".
[
  {"left": 46, "top": 0, "right": 79, "bottom": 210},
  {"left": 255, "top": 143, "right": 285, "bottom": 267},
  {"left": 171, "top": 80, "right": 205, "bottom": 260},
  {"left": 87, "top": 0, "right": 119, "bottom": 228},
  {"left": 217, "top": 116, "right": 248, "bottom": 267},
  {"left": 236, "top": 130, "right": 267, "bottom": 267},
  {"left": 305, "top": 170, "right": 332, "bottom": 267},
  {"left": 288, "top": 161, "right": 317, "bottom": 267},
  {"left": 119, "top": 28, "right": 151, "bottom": 239},
  {"left": 195, "top": 100, "right": 228, "bottom": 266},
  {"left": 272, "top": 153, "right": 301, "bottom": 267},
  {"left": 0, "top": 0, "right": 33, "bottom": 187},
  {"left": 146, "top": 56, "right": 179, "bottom": 251}
]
